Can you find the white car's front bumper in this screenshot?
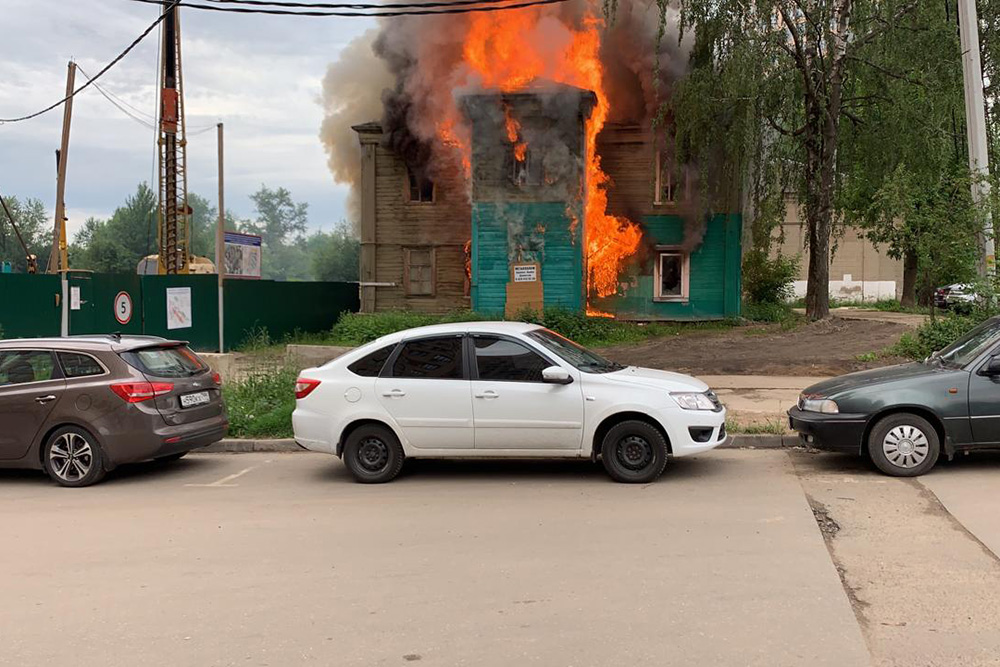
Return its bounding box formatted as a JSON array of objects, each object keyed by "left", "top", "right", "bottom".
[{"left": 658, "top": 405, "right": 728, "bottom": 457}]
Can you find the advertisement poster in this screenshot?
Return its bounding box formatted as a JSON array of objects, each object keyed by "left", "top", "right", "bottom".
[
  {"left": 223, "top": 231, "right": 262, "bottom": 279},
  {"left": 166, "top": 287, "right": 192, "bottom": 330}
]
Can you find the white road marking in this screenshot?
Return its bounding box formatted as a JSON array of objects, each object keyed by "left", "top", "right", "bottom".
[{"left": 185, "top": 466, "right": 257, "bottom": 488}]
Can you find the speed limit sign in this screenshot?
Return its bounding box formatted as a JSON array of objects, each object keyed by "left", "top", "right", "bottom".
[{"left": 114, "top": 291, "right": 133, "bottom": 325}]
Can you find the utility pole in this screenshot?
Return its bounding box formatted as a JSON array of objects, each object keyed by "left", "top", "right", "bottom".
[
  {"left": 157, "top": 4, "right": 190, "bottom": 274},
  {"left": 958, "top": 0, "right": 995, "bottom": 278},
  {"left": 216, "top": 122, "right": 225, "bottom": 352},
  {"left": 48, "top": 60, "right": 76, "bottom": 274}
]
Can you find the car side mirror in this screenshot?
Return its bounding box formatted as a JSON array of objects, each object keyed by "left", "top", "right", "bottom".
[
  {"left": 542, "top": 366, "right": 573, "bottom": 385},
  {"left": 985, "top": 356, "right": 1000, "bottom": 376}
]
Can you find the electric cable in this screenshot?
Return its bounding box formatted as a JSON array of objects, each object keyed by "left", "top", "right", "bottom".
[
  {"left": 126, "top": 0, "right": 571, "bottom": 17},
  {"left": 196, "top": 0, "right": 555, "bottom": 9}
]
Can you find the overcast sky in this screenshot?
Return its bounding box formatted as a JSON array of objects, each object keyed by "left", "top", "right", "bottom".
[{"left": 0, "top": 0, "right": 373, "bottom": 240}]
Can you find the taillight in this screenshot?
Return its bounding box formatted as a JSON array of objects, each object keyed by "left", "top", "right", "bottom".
[
  {"left": 212, "top": 372, "right": 222, "bottom": 385},
  {"left": 295, "top": 378, "right": 320, "bottom": 399},
  {"left": 110, "top": 382, "right": 174, "bottom": 403}
]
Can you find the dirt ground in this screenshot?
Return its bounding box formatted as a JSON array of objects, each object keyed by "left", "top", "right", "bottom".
[{"left": 598, "top": 317, "right": 910, "bottom": 376}]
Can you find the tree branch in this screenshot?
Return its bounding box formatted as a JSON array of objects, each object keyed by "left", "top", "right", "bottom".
[
  {"left": 848, "top": 54, "right": 927, "bottom": 87},
  {"left": 851, "top": 0, "right": 920, "bottom": 51},
  {"left": 766, "top": 114, "right": 807, "bottom": 137}
]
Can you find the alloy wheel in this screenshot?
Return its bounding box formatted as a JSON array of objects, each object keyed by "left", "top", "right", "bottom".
[{"left": 48, "top": 432, "right": 94, "bottom": 483}]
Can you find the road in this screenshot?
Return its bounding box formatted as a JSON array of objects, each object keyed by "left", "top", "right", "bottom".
[{"left": 1, "top": 449, "right": 999, "bottom": 666}]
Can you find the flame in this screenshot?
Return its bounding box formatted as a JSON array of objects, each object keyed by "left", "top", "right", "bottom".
[
  {"left": 439, "top": 2, "right": 642, "bottom": 308},
  {"left": 502, "top": 103, "right": 529, "bottom": 162}
]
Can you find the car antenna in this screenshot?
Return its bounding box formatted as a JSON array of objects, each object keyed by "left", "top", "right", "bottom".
[{"left": 111, "top": 331, "right": 122, "bottom": 342}]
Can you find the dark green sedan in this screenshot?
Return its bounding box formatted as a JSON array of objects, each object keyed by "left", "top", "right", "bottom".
[{"left": 788, "top": 316, "right": 1000, "bottom": 477}]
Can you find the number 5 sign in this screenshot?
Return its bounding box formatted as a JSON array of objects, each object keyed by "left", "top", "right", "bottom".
[{"left": 114, "top": 291, "right": 133, "bottom": 325}]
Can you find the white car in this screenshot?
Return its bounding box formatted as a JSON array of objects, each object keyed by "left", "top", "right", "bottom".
[{"left": 292, "top": 322, "right": 727, "bottom": 484}]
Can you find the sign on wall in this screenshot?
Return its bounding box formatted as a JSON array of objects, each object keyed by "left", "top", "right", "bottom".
[
  {"left": 166, "top": 287, "right": 192, "bottom": 330},
  {"left": 223, "top": 231, "right": 262, "bottom": 279},
  {"left": 513, "top": 264, "right": 538, "bottom": 283},
  {"left": 114, "top": 291, "right": 133, "bottom": 325}
]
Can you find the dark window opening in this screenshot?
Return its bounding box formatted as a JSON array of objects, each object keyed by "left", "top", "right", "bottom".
[
  {"left": 392, "top": 337, "right": 464, "bottom": 380},
  {"left": 348, "top": 344, "right": 396, "bottom": 377},
  {"left": 508, "top": 147, "right": 543, "bottom": 187},
  {"left": 407, "top": 167, "right": 434, "bottom": 203},
  {"left": 58, "top": 352, "right": 105, "bottom": 378},
  {"left": 655, "top": 251, "right": 687, "bottom": 301},
  {"left": 474, "top": 336, "right": 550, "bottom": 382}
]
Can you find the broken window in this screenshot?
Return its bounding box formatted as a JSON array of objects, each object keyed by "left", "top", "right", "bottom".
[
  {"left": 508, "top": 147, "right": 543, "bottom": 187},
  {"left": 406, "top": 167, "right": 434, "bottom": 203},
  {"left": 654, "top": 149, "right": 680, "bottom": 205},
  {"left": 404, "top": 247, "right": 435, "bottom": 296},
  {"left": 654, "top": 248, "right": 689, "bottom": 301}
]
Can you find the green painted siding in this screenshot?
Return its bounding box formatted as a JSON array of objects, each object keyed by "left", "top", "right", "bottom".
[
  {"left": 599, "top": 214, "right": 742, "bottom": 320},
  {"left": 471, "top": 202, "right": 583, "bottom": 313}
]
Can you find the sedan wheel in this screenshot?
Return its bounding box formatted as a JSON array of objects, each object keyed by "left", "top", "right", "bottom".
[
  {"left": 343, "top": 425, "right": 404, "bottom": 484},
  {"left": 600, "top": 420, "right": 669, "bottom": 484},
  {"left": 868, "top": 413, "right": 939, "bottom": 477},
  {"left": 44, "top": 427, "right": 107, "bottom": 487}
]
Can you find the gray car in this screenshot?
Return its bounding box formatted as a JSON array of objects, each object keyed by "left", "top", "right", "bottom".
[
  {"left": 0, "top": 335, "right": 228, "bottom": 487},
  {"left": 789, "top": 316, "right": 1000, "bottom": 477}
]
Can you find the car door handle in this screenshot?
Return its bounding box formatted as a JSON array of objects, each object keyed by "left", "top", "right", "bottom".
[
  {"left": 34, "top": 395, "right": 57, "bottom": 404},
  {"left": 475, "top": 390, "right": 499, "bottom": 399},
  {"left": 382, "top": 389, "right": 406, "bottom": 398}
]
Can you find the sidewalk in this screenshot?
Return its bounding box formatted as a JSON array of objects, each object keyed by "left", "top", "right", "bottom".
[{"left": 697, "top": 374, "right": 828, "bottom": 431}]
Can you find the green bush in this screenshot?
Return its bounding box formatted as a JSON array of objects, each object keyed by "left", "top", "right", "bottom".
[
  {"left": 742, "top": 250, "right": 799, "bottom": 306},
  {"left": 742, "top": 301, "right": 792, "bottom": 323},
  {"left": 223, "top": 365, "right": 298, "bottom": 438},
  {"left": 891, "top": 312, "right": 988, "bottom": 360}
]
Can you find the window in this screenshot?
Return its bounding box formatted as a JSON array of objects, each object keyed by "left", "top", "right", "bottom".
[
  {"left": 404, "top": 247, "right": 435, "bottom": 296},
  {"left": 0, "top": 350, "right": 56, "bottom": 386},
  {"left": 348, "top": 344, "right": 396, "bottom": 377},
  {"left": 654, "top": 149, "right": 679, "bottom": 205},
  {"left": 654, "top": 248, "right": 690, "bottom": 301},
  {"left": 526, "top": 329, "right": 624, "bottom": 374},
  {"left": 121, "top": 345, "right": 206, "bottom": 378},
  {"left": 391, "top": 336, "right": 464, "bottom": 380},
  {"left": 508, "top": 148, "right": 543, "bottom": 187},
  {"left": 406, "top": 167, "right": 434, "bottom": 203},
  {"left": 474, "top": 336, "right": 550, "bottom": 382},
  {"left": 58, "top": 352, "right": 105, "bottom": 378}
]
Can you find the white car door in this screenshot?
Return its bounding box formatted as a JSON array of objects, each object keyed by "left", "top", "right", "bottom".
[
  {"left": 375, "top": 334, "right": 474, "bottom": 450},
  {"left": 469, "top": 334, "right": 584, "bottom": 450}
]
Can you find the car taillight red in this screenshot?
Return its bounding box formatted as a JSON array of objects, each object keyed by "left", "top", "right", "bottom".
[
  {"left": 295, "top": 378, "right": 320, "bottom": 399},
  {"left": 212, "top": 372, "right": 222, "bottom": 385},
  {"left": 110, "top": 382, "right": 174, "bottom": 403}
]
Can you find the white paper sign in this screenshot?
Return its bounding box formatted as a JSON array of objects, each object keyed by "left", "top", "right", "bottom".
[
  {"left": 70, "top": 286, "right": 81, "bottom": 311},
  {"left": 166, "top": 287, "right": 192, "bottom": 330},
  {"left": 513, "top": 264, "right": 538, "bottom": 283}
]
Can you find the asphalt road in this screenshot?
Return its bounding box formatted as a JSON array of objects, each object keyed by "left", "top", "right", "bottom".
[{"left": 1, "top": 449, "right": 998, "bottom": 667}]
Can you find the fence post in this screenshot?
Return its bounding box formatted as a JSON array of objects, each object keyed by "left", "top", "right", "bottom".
[{"left": 60, "top": 276, "right": 69, "bottom": 336}]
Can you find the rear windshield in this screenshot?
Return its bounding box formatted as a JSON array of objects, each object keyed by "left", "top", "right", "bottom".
[{"left": 121, "top": 346, "right": 207, "bottom": 378}]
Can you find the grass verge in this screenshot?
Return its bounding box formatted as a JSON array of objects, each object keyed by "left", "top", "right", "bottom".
[{"left": 222, "top": 365, "right": 297, "bottom": 439}]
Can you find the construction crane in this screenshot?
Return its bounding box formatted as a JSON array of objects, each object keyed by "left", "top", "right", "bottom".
[
  {"left": 157, "top": 5, "right": 191, "bottom": 274},
  {"left": 0, "top": 191, "right": 39, "bottom": 274}
]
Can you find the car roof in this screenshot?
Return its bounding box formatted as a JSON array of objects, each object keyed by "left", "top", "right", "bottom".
[
  {"left": 0, "top": 334, "right": 182, "bottom": 353},
  {"left": 375, "top": 321, "right": 542, "bottom": 344}
]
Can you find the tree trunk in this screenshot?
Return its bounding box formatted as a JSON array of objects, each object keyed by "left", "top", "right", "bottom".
[{"left": 900, "top": 247, "right": 918, "bottom": 307}]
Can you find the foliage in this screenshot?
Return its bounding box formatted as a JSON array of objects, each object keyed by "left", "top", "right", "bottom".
[
  {"left": 742, "top": 250, "right": 798, "bottom": 305},
  {"left": 311, "top": 224, "right": 360, "bottom": 282},
  {"left": 891, "top": 312, "right": 991, "bottom": 360},
  {"left": 327, "top": 308, "right": 734, "bottom": 348},
  {"left": 70, "top": 183, "right": 158, "bottom": 273},
  {"left": 742, "top": 301, "right": 792, "bottom": 324},
  {"left": 223, "top": 365, "right": 299, "bottom": 438},
  {"left": 0, "top": 195, "right": 50, "bottom": 272}
]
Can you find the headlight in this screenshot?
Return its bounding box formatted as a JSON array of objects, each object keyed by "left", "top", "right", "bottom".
[
  {"left": 799, "top": 396, "right": 839, "bottom": 414},
  {"left": 671, "top": 392, "right": 718, "bottom": 411}
]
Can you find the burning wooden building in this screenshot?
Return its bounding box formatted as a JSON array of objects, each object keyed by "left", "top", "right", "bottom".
[{"left": 347, "top": 2, "right": 742, "bottom": 320}]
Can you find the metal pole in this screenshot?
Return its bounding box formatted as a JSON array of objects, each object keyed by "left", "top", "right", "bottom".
[
  {"left": 216, "top": 122, "right": 225, "bottom": 352},
  {"left": 958, "top": 0, "right": 995, "bottom": 277},
  {"left": 49, "top": 61, "right": 76, "bottom": 274}
]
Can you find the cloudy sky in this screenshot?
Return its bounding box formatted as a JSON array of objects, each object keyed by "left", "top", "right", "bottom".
[{"left": 0, "top": 0, "right": 374, "bottom": 240}]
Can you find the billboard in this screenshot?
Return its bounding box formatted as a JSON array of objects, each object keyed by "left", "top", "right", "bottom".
[{"left": 223, "top": 231, "right": 262, "bottom": 279}]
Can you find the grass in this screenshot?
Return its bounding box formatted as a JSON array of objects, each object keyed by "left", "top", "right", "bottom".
[
  {"left": 789, "top": 297, "right": 929, "bottom": 314},
  {"left": 222, "top": 364, "right": 297, "bottom": 438},
  {"left": 726, "top": 418, "right": 789, "bottom": 435}
]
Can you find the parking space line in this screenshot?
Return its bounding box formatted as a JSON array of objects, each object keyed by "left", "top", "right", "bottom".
[{"left": 185, "top": 466, "right": 258, "bottom": 488}]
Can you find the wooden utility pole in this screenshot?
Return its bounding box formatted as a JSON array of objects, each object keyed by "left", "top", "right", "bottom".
[
  {"left": 48, "top": 60, "right": 76, "bottom": 274},
  {"left": 216, "top": 122, "right": 225, "bottom": 352}
]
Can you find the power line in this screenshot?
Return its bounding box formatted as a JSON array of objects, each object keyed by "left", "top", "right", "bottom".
[
  {"left": 0, "top": 1, "right": 181, "bottom": 124},
  {"left": 76, "top": 65, "right": 157, "bottom": 130},
  {"left": 127, "top": 0, "right": 571, "bottom": 17},
  {"left": 77, "top": 65, "right": 156, "bottom": 122},
  {"left": 197, "top": 0, "right": 552, "bottom": 9}
]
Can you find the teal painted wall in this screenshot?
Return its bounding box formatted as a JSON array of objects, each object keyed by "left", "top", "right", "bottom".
[
  {"left": 471, "top": 202, "right": 583, "bottom": 313},
  {"left": 594, "top": 214, "right": 742, "bottom": 320}
]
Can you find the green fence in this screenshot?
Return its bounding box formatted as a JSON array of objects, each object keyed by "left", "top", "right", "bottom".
[
  {"left": 0, "top": 274, "right": 62, "bottom": 339},
  {"left": 0, "top": 272, "right": 359, "bottom": 351}
]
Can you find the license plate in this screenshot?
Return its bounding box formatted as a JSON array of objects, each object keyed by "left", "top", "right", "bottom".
[{"left": 180, "top": 391, "right": 210, "bottom": 408}]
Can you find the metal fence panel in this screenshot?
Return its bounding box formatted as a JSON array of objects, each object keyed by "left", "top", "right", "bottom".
[{"left": 0, "top": 274, "right": 62, "bottom": 339}]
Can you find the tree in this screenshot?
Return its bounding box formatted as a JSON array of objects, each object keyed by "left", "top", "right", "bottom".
[
  {"left": 71, "top": 183, "right": 157, "bottom": 273},
  {"left": 663, "top": 0, "right": 921, "bottom": 319},
  {"left": 0, "top": 195, "right": 50, "bottom": 272},
  {"left": 311, "top": 223, "right": 360, "bottom": 282},
  {"left": 241, "top": 185, "right": 310, "bottom": 280}
]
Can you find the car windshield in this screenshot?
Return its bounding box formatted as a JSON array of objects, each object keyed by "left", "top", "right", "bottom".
[
  {"left": 934, "top": 318, "right": 1000, "bottom": 368},
  {"left": 526, "top": 328, "right": 625, "bottom": 374}
]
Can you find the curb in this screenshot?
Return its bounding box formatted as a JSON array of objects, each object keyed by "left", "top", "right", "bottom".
[{"left": 199, "top": 434, "right": 800, "bottom": 453}]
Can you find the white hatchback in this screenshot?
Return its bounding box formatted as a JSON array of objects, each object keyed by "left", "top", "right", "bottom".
[{"left": 292, "top": 322, "right": 727, "bottom": 483}]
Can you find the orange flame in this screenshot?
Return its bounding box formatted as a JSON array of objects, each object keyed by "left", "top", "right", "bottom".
[{"left": 442, "top": 3, "right": 642, "bottom": 307}]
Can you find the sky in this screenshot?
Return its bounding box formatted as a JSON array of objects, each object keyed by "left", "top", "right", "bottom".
[{"left": 0, "top": 0, "right": 374, "bottom": 241}]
